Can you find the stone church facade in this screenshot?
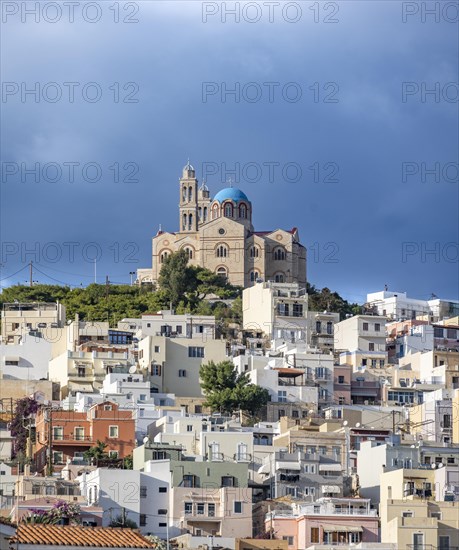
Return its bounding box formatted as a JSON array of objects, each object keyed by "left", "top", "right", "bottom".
[{"left": 137, "top": 162, "right": 307, "bottom": 288}]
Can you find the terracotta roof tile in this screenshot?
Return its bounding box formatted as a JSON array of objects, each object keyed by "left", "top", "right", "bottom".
[{"left": 12, "top": 525, "right": 155, "bottom": 548}]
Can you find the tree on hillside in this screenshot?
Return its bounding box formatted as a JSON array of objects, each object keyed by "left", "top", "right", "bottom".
[
  {"left": 200, "top": 360, "right": 269, "bottom": 417},
  {"left": 307, "top": 283, "right": 362, "bottom": 319},
  {"left": 83, "top": 440, "right": 109, "bottom": 464}
]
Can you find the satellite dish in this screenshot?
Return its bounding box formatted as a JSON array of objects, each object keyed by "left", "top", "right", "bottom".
[
  {"left": 143, "top": 436, "right": 149, "bottom": 444},
  {"left": 355, "top": 423, "right": 361, "bottom": 428},
  {"left": 431, "top": 464, "right": 436, "bottom": 469},
  {"left": 343, "top": 420, "right": 348, "bottom": 427},
  {"left": 438, "top": 463, "right": 444, "bottom": 468},
  {"left": 129, "top": 365, "right": 137, "bottom": 374}
]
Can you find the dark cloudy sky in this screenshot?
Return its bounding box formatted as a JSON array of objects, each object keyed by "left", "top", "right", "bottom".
[{"left": 1, "top": 1, "right": 458, "bottom": 303}]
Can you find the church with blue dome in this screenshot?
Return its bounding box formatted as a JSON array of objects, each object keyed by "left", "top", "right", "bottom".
[{"left": 137, "top": 162, "right": 306, "bottom": 288}]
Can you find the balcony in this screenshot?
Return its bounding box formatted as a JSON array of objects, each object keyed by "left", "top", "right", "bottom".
[
  {"left": 52, "top": 435, "right": 93, "bottom": 445},
  {"left": 233, "top": 453, "right": 252, "bottom": 462}
]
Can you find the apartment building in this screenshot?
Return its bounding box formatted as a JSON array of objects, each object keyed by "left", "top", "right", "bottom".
[
  {"left": 267, "top": 498, "right": 378, "bottom": 549},
  {"left": 380, "top": 468, "right": 459, "bottom": 548},
  {"left": 307, "top": 310, "right": 340, "bottom": 352},
  {"left": 335, "top": 315, "right": 388, "bottom": 371},
  {"left": 138, "top": 333, "right": 227, "bottom": 397},
  {"left": 1, "top": 302, "right": 66, "bottom": 345},
  {"left": 49, "top": 349, "right": 134, "bottom": 397},
  {"left": 242, "top": 282, "right": 308, "bottom": 343},
  {"left": 130, "top": 442, "right": 252, "bottom": 539},
  {"left": 34, "top": 401, "right": 135, "bottom": 472},
  {"left": 258, "top": 448, "right": 343, "bottom": 499}
]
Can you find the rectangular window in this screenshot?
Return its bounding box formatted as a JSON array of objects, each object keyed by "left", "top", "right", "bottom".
[
  {"left": 188, "top": 347, "right": 205, "bottom": 358},
  {"left": 186, "top": 425, "right": 193, "bottom": 432},
  {"left": 439, "top": 536, "right": 450, "bottom": 550},
  {"left": 430, "top": 511, "right": 441, "bottom": 519},
  {"left": 184, "top": 502, "right": 192, "bottom": 514},
  {"left": 159, "top": 487, "right": 167, "bottom": 493},
  {"left": 140, "top": 486, "right": 147, "bottom": 498},
  {"left": 291, "top": 410, "right": 299, "bottom": 418},
  {"left": 53, "top": 451, "right": 63, "bottom": 464},
  {"left": 234, "top": 501, "right": 242, "bottom": 514},
  {"left": 338, "top": 396, "right": 345, "bottom": 404},
  {"left": 158, "top": 509, "right": 167, "bottom": 515},
  {"left": 154, "top": 345, "right": 160, "bottom": 353},
  {"left": 283, "top": 536, "right": 294, "bottom": 545},
  {"left": 183, "top": 475, "right": 195, "bottom": 488},
  {"left": 197, "top": 503, "right": 205, "bottom": 515},
  {"left": 413, "top": 533, "right": 424, "bottom": 550},
  {"left": 109, "top": 425, "right": 119, "bottom": 438},
  {"left": 369, "top": 342, "right": 375, "bottom": 351},
  {"left": 221, "top": 476, "right": 234, "bottom": 487},
  {"left": 375, "top": 323, "right": 380, "bottom": 332},
  {"left": 178, "top": 369, "right": 187, "bottom": 378},
  {"left": 159, "top": 522, "right": 167, "bottom": 527},
  {"left": 278, "top": 390, "right": 287, "bottom": 403},
  {"left": 402, "top": 511, "right": 413, "bottom": 518},
  {"left": 139, "top": 514, "right": 146, "bottom": 526},
  {"left": 338, "top": 375, "right": 345, "bottom": 384},
  {"left": 53, "top": 427, "right": 63, "bottom": 440},
  {"left": 151, "top": 364, "right": 161, "bottom": 376},
  {"left": 362, "top": 322, "right": 369, "bottom": 331},
  {"left": 108, "top": 450, "right": 119, "bottom": 459},
  {"left": 311, "top": 528, "right": 319, "bottom": 543},
  {"left": 319, "top": 446, "right": 327, "bottom": 455},
  {"left": 208, "top": 503, "right": 216, "bottom": 517},
  {"left": 176, "top": 325, "right": 182, "bottom": 334},
  {"left": 74, "top": 427, "right": 85, "bottom": 441},
  {"left": 292, "top": 304, "right": 303, "bottom": 317}
]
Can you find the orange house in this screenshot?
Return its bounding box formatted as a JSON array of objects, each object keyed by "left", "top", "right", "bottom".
[{"left": 34, "top": 401, "right": 135, "bottom": 472}]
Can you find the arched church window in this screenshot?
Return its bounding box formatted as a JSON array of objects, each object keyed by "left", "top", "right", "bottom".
[
  {"left": 239, "top": 204, "right": 247, "bottom": 219},
  {"left": 182, "top": 214, "right": 187, "bottom": 231},
  {"left": 188, "top": 214, "right": 193, "bottom": 231},
  {"left": 216, "top": 244, "right": 228, "bottom": 258},
  {"left": 188, "top": 186, "right": 193, "bottom": 201},
  {"left": 182, "top": 186, "right": 187, "bottom": 202},
  {"left": 183, "top": 247, "right": 193, "bottom": 260},
  {"left": 250, "top": 246, "right": 259, "bottom": 258},
  {"left": 216, "top": 266, "right": 227, "bottom": 280},
  {"left": 250, "top": 271, "right": 259, "bottom": 282},
  {"left": 160, "top": 250, "right": 171, "bottom": 263},
  {"left": 212, "top": 204, "right": 219, "bottom": 220},
  {"left": 224, "top": 203, "right": 233, "bottom": 218},
  {"left": 274, "top": 247, "right": 286, "bottom": 261},
  {"left": 203, "top": 207, "right": 208, "bottom": 222},
  {"left": 274, "top": 273, "right": 285, "bottom": 283}
]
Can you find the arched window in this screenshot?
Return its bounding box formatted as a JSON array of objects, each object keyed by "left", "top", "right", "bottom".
[
  {"left": 224, "top": 203, "right": 233, "bottom": 218},
  {"left": 239, "top": 204, "right": 247, "bottom": 219},
  {"left": 216, "top": 244, "right": 228, "bottom": 258},
  {"left": 160, "top": 250, "right": 170, "bottom": 263},
  {"left": 182, "top": 214, "right": 187, "bottom": 231},
  {"left": 183, "top": 247, "right": 193, "bottom": 260},
  {"left": 274, "top": 273, "right": 285, "bottom": 283},
  {"left": 203, "top": 207, "right": 208, "bottom": 222},
  {"left": 274, "top": 247, "right": 286, "bottom": 261},
  {"left": 198, "top": 207, "right": 202, "bottom": 220},
  {"left": 250, "top": 271, "right": 259, "bottom": 282},
  {"left": 182, "top": 186, "right": 187, "bottom": 202},
  {"left": 212, "top": 204, "right": 219, "bottom": 220},
  {"left": 250, "top": 246, "right": 259, "bottom": 258},
  {"left": 216, "top": 266, "right": 227, "bottom": 280},
  {"left": 188, "top": 214, "right": 193, "bottom": 231},
  {"left": 188, "top": 186, "right": 193, "bottom": 201}
]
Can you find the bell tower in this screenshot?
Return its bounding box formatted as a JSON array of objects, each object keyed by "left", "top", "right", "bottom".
[{"left": 179, "top": 160, "right": 198, "bottom": 232}]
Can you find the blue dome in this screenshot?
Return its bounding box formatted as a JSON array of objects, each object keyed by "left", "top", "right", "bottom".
[{"left": 213, "top": 188, "right": 250, "bottom": 204}]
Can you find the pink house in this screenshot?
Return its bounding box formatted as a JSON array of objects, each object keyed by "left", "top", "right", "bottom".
[{"left": 266, "top": 498, "right": 379, "bottom": 550}]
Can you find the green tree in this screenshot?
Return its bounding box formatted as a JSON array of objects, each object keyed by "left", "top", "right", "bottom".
[
  {"left": 83, "top": 440, "right": 108, "bottom": 464},
  {"left": 200, "top": 360, "right": 269, "bottom": 417},
  {"left": 158, "top": 250, "right": 194, "bottom": 307}
]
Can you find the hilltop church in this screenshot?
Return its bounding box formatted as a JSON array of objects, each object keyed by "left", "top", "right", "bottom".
[{"left": 137, "top": 162, "right": 307, "bottom": 288}]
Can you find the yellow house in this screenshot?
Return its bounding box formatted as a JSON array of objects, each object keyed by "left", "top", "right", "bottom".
[{"left": 380, "top": 468, "right": 459, "bottom": 548}]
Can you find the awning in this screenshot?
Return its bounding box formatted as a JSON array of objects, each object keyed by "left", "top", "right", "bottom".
[
  {"left": 276, "top": 462, "right": 301, "bottom": 471},
  {"left": 258, "top": 463, "right": 270, "bottom": 475},
  {"left": 319, "top": 463, "right": 342, "bottom": 472},
  {"left": 322, "top": 485, "right": 340, "bottom": 493},
  {"left": 323, "top": 525, "right": 363, "bottom": 533}
]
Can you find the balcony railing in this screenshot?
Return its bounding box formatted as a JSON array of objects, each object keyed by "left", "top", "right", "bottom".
[
  {"left": 52, "top": 435, "right": 93, "bottom": 443},
  {"left": 233, "top": 453, "right": 252, "bottom": 462}
]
